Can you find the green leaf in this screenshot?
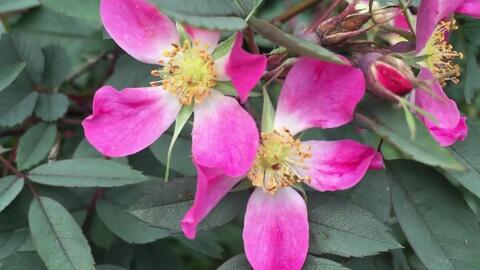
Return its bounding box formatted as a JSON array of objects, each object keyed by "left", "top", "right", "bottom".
[
  {"left": 345, "top": 255, "right": 393, "bottom": 270},
  {"left": 0, "top": 63, "right": 26, "bottom": 92},
  {"left": 34, "top": 93, "right": 70, "bottom": 121},
  {"left": 16, "top": 123, "right": 57, "bottom": 170},
  {"left": 0, "top": 228, "right": 29, "bottom": 260},
  {"left": 261, "top": 88, "right": 275, "bottom": 132},
  {"left": 96, "top": 198, "right": 170, "bottom": 244},
  {"left": 106, "top": 55, "right": 152, "bottom": 89},
  {"left": 0, "top": 252, "right": 46, "bottom": 270},
  {"left": 165, "top": 105, "right": 194, "bottom": 181},
  {"left": 303, "top": 256, "right": 351, "bottom": 270},
  {"left": 0, "top": 86, "right": 38, "bottom": 127},
  {"left": 249, "top": 17, "right": 344, "bottom": 64},
  {"left": 41, "top": 45, "right": 72, "bottom": 89},
  {"left": 443, "top": 120, "right": 480, "bottom": 198},
  {"left": 41, "top": 0, "right": 101, "bottom": 24},
  {"left": 134, "top": 243, "right": 183, "bottom": 270},
  {"left": 175, "top": 231, "right": 224, "bottom": 258},
  {"left": 212, "top": 34, "right": 236, "bottom": 60},
  {"left": 28, "top": 158, "right": 149, "bottom": 187},
  {"left": 28, "top": 196, "right": 95, "bottom": 270},
  {"left": 464, "top": 45, "right": 480, "bottom": 103},
  {"left": 356, "top": 98, "right": 463, "bottom": 171},
  {"left": 217, "top": 254, "right": 250, "bottom": 270},
  {"left": 0, "top": 176, "right": 24, "bottom": 213},
  {"left": 0, "top": 0, "right": 40, "bottom": 13},
  {"left": 129, "top": 177, "right": 248, "bottom": 233},
  {"left": 390, "top": 160, "right": 480, "bottom": 270},
  {"left": 96, "top": 266, "right": 128, "bottom": 270},
  {"left": 150, "top": 0, "right": 256, "bottom": 30},
  {"left": 309, "top": 196, "right": 401, "bottom": 257},
  {"left": 150, "top": 133, "right": 196, "bottom": 176}
]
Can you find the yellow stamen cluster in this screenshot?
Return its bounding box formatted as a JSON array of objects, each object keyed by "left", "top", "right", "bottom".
[
  {"left": 423, "top": 19, "right": 464, "bottom": 85},
  {"left": 247, "top": 129, "right": 312, "bottom": 194},
  {"left": 151, "top": 40, "right": 216, "bottom": 105}
]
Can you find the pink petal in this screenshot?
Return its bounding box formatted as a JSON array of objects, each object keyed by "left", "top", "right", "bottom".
[
  {"left": 416, "top": 0, "right": 464, "bottom": 52},
  {"left": 243, "top": 188, "right": 309, "bottom": 270},
  {"left": 456, "top": 0, "right": 480, "bottom": 18},
  {"left": 428, "top": 116, "right": 468, "bottom": 147},
  {"left": 414, "top": 68, "right": 466, "bottom": 146},
  {"left": 192, "top": 90, "right": 259, "bottom": 176},
  {"left": 216, "top": 33, "right": 267, "bottom": 103},
  {"left": 100, "top": 0, "right": 179, "bottom": 64},
  {"left": 274, "top": 57, "right": 366, "bottom": 135},
  {"left": 393, "top": 12, "right": 410, "bottom": 31},
  {"left": 82, "top": 86, "right": 181, "bottom": 157},
  {"left": 181, "top": 165, "right": 243, "bottom": 239},
  {"left": 303, "top": 140, "right": 383, "bottom": 191},
  {"left": 184, "top": 25, "right": 220, "bottom": 53}
]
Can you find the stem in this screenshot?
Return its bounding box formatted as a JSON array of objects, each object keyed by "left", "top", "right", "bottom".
[
  {"left": 0, "top": 154, "right": 37, "bottom": 196},
  {"left": 273, "top": 0, "right": 320, "bottom": 24},
  {"left": 398, "top": 0, "right": 416, "bottom": 35},
  {"left": 244, "top": 27, "right": 259, "bottom": 54}
]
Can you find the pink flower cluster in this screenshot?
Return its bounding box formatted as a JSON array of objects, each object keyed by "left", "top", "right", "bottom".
[{"left": 82, "top": 0, "right": 480, "bottom": 269}]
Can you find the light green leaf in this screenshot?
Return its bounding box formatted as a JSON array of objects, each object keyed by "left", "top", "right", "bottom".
[
  {"left": 16, "top": 123, "right": 57, "bottom": 170},
  {"left": 443, "top": 120, "right": 480, "bottom": 198},
  {"left": 0, "top": 63, "right": 26, "bottom": 92},
  {"left": 0, "top": 228, "right": 29, "bottom": 260},
  {"left": 261, "top": 88, "right": 275, "bottom": 132},
  {"left": 249, "top": 17, "right": 344, "bottom": 64},
  {"left": 164, "top": 105, "right": 194, "bottom": 181},
  {"left": 42, "top": 0, "right": 100, "bottom": 24},
  {"left": 28, "top": 158, "right": 149, "bottom": 187},
  {"left": 212, "top": 34, "right": 236, "bottom": 60},
  {"left": 309, "top": 196, "right": 401, "bottom": 257},
  {"left": 34, "top": 93, "right": 70, "bottom": 121},
  {"left": 28, "top": 196, "right": 95, "bottom": 270},
  {"left": 106, "top": 55, "right": 152, "bottom": 89},
  {"left": 0, "top": 176, "right": 24, "bottom": 213},
  {"left": 356, "top": 98, "right": 463, "bottom": 171},
  {"left": 0, "top": 86, "right": 38, "bottom": 127},
  {"left": 0, "top": 0, "right": 40, "bottom": 13},
  {"left": 390, "top": 160, "right": 480, "bottom": 270}
]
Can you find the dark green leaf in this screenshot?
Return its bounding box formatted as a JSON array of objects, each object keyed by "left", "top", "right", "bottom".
[
  {"left": 0, "top": 63, "right": 25, "bottom": 92},
  {"left": 42, "top": 0, "right": 101, "bottom": 24},
  {"left": 0, "top": 228, "right": 29, "bottom": 260},
  {"left": 16, "top": 123, "right": 57, "bottom": 170},
  {"left": 303, "top": 256, "right": 350, "bottom": 270},
  {"left": 390, "top": 160, "right": 480, "bottom": 270},
  {"left": 106, "top": 55, "right": 152, "bottom": 89},
  {"left": 34, "top": 93, "right": 70, "bottom": 121},
  {"left": 0, "top": 0, "right": 40, "bottom": 13},
  {"left": 150, "top": 133, "right": 196, "bottom": 176},
  {"left": 134, "top": 242, "right": 183, "bottom": 270},
  {"left": 28, "top": 196, "right": 95, "bottom": 270},
  {"left": 356, "top": 98, "right": 463, "bottom": 171},
  {"left": 0, "top": 85, "right": 38, "bottom": 127},
  {"left": 0, "top": 176, "right": 24, "bottom": 213},
  {"left": 28, "top": 158, "right": 149, "bottom": 187},
  {"left": 129, "top": 177, "right": 248, "bottom": 233},
  {"left": 309, "top": 196, "right": 401, "bottom": 257},
  {"left": 96, "top": 266, "right": 128, "bottom": 270},
  {"left": 249, "top": 17, "right": 343, "bottom": 64},
  {"left": 41, "top": 45, "right": 72, "bottom": 89},
  {"left": 0, "top": 252, "right": 46, "bottom": 270},
  {"left": 217, "top": 254, "right": 251, "bottom": 270},
  {"left": 176, "top": 231, "right": 224, "bottom": 259}
]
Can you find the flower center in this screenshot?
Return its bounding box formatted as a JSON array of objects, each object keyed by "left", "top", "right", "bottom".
[
  {"left": 151, "top": 40, "right": 217, "bottom": 105},
  {"left": 247, "top": 129, "right": 312, "bottom": 194},
  {"left": 421, "top": 19, "right": 464, "bottom": 85}
]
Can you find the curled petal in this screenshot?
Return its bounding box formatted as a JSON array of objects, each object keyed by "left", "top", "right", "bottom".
[
  {"left": 100, "top": 0, "right": 179, "bottom": 64},
  {"left": 243, "top": 188, "right": 309, "bottom": 270},
  {"left": 414, "top": 68, "right": 467, "bottom": 146},
  {"left": 215, "top": 33, "right": 267, "bottom": 103},
  {"left": 456, "top": 0, "right": 480, "bottom": 18},
  {"left": 82, "top": 86, "right": 181, "bottom": 157},
  {"left": 303, "top": 140, "right": 383, "bottom": 191},
  {"left": 416, "top": 0, "right": 464, "bottom": 52},
  {"left": 181, "top": 165, "right": 243, "bottom": 239},
  {"left": 184, "top": 25, "right": 221, "bottom": 53},
  {"left": 274, "top": 57, "right": 365, "bottom": 135},
  {"left": 192, "top": 90, "right": 259, "bottom": 176}
]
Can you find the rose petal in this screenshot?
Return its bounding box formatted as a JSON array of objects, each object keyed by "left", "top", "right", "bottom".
[
  {"left": 215, "top": 33, "right": 267, "bottom": 103},
  {"left": 414, "top": 68, "right": 462, "bottom": 133},
  {"left": 243, "top": 187, "right": 309, "bottom": 270},
  {"left": 184, "top": 25, "right": 220, "bottom": 53},
  {"left": 192, "top": 90, "right": 259, "bottom": 176},
  {"left": 181, "top": 165, "right": 243, "bottom": 239},
  {"left": 416, "top": 0, "right": 464, "bottom": 52},
  {"left": 303, "top": 140, "right": 383, "bottom": 191},
  {"left": 274, "top": 57, "right": 365, "bottom": 135},
  {"left": 100, "top": 0, "right": 179, "bottom": 64},
  {"left": 427, "top": 116, "right": 468, "bottom": 147},
  {"left": 456, "top": 0, "right": 480, "bottom": 18},
  {"left": 82, "top": 86, "right": 181, "bottom": 157}
]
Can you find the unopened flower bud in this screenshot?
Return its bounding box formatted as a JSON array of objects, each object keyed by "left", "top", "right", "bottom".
[{"left": 359, "top": 53, "right": 414, "bottom": 100}]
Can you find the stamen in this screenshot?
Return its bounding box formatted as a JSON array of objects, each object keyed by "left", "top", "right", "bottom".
[
  {"left": 247, "top": 129, "right": 312, "bottom": 194},
  {"left": 422, "top": 19, "right": 463, "bottom": 85},
  {"left": 150, "top": 40, "right": 217, "bottom": 105}
]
